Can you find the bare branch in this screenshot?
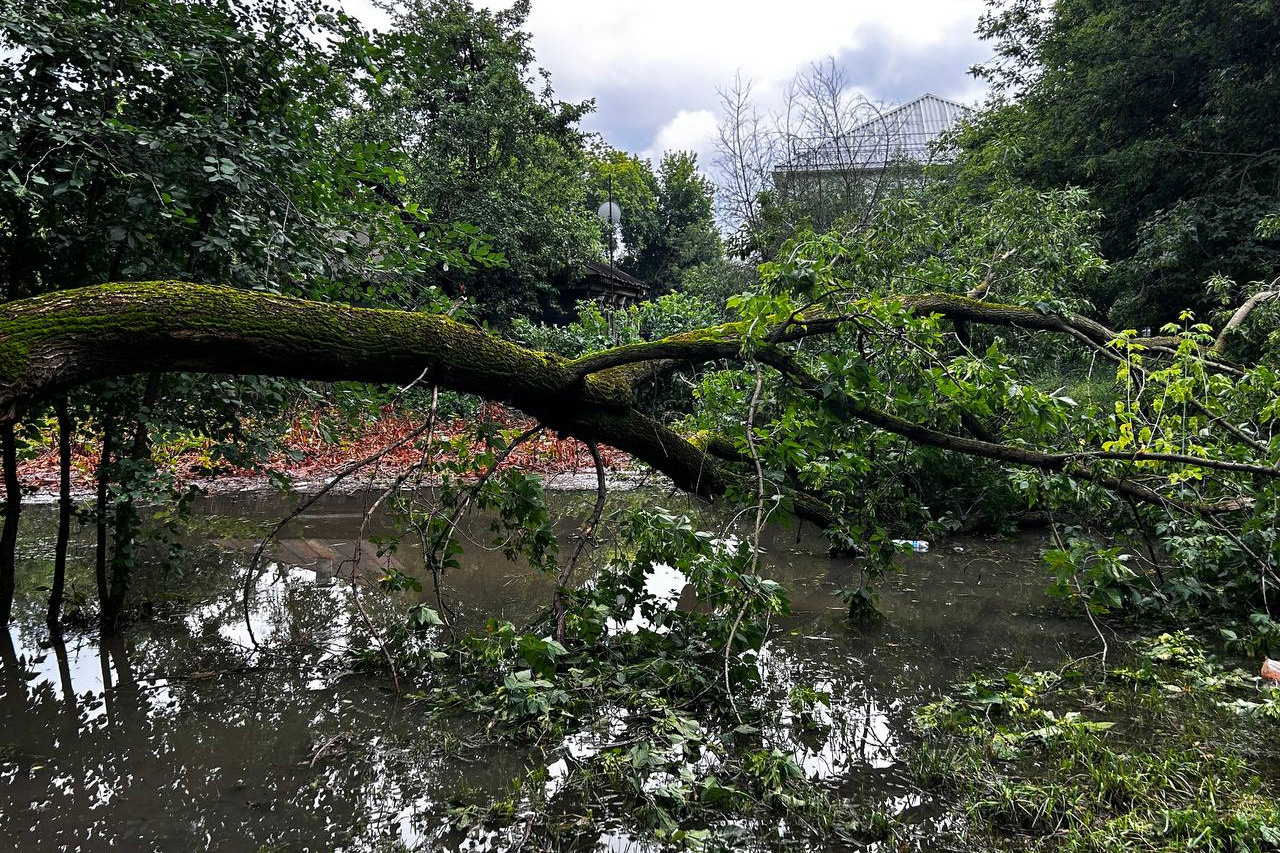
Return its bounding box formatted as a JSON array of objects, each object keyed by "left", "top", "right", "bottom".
[
  {"left": 554, "top": 441, "right": 608, "bottom": 642},
  {"left": 1213, "top": 282, "right": 1279, "bottom": 353}
]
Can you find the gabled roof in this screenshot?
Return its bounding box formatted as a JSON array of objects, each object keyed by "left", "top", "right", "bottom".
[
  {"left": 778, "top": 93, "right": 972, "bottom": 173},
  {"left": 583, "top": 260, "right": 646, "bottom": 290}
]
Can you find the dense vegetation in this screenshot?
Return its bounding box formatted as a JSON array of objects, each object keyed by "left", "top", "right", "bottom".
[
  {"left": 962, "top": 0, "right": 1280, "bottom": 326},
  {"left": 1, "top": 0, "right": 1278, "bottom": 850}
]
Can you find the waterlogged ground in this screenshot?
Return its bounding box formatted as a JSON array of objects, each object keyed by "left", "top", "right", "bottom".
[{"left": 0, "top": 491, "right": 1097, "bottom": 852}]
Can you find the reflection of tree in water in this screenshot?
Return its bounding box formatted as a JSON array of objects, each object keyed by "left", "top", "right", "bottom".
[
  {"left": 1, "top": 612, "right": 532, "bottom": 851},
  {"left": 1, "top": 499, "right": 1093, "bottom": 851},
  {"left": 1, "top": 520, "right": 464, "bottom": 850}
]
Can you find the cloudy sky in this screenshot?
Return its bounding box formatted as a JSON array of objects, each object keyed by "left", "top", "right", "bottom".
[{"left": 346, "top": 0, "right": 993, "bottom": 166}]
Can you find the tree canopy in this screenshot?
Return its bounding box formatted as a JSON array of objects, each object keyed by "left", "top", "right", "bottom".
[
  {"left": 588, "top": 148, "right": 720, "bottom": 295},
  {"left": 965, "top": 0, "right": 1280, "bottom": 324},
  {"left": 0, "top": 0, "right": 445, "bottom": 302},
  {"left": 349, "top": 0, "right": 600, "bottom": 319}
]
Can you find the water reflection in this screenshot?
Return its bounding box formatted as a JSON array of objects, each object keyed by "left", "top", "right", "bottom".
[
  {"left": 1, "top": 622, "right": 530, "bottom": 851},
  {"left": 0, "top": 492, "right": 1093, "bottom": 852}
]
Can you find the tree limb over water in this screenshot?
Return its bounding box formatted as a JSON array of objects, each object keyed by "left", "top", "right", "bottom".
[{"left": 0, "top": 281, "right": 1272, "bottom": 531}]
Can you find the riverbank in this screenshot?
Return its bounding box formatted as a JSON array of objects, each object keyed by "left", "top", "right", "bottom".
[{"left": 6, "top": 404, "right": 641, "bottom": 504}]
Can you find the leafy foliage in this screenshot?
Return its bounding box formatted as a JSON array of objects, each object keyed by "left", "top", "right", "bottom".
[
  {"left": 349, "top": 0, "right": 598, "bottom": 320},
  {"left": 5, "top": 4, "right": 1280, "bottom": 845},
  {"left": 376, "top": 508, "right": 886, "bottom": 848},
  {"left": 0, "top": 0, "right": 467, "bottom": 301},
  {"left": 587, "top": 147, "right": 723, "bottom": 296},
  {"left": 967, "top": 0, "right": 1280, "bottom": 324},
  {"left": 915, "top": 632, "right": 1280, "bottom": 851},
  {"left": 511, "top": 291, "right": 725, "bottom": 358}
]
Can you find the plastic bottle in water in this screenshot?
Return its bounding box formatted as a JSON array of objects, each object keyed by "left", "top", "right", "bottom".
[{"left": 892, "top": 539, "right": 929, "bottom": 552}]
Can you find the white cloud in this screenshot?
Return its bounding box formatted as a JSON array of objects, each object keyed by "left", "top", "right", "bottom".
[
  {"left": 642, "top": 109, "right": 719, "bottom": 166},
  {"left": 342, "top": 1, "right": 991, "bottom": 154},
  {"left": 341, "top": 0, "right": 390, "bottom": 32},
  {"left": 481, "top": 0, "right": 984, "bottom": 86}
]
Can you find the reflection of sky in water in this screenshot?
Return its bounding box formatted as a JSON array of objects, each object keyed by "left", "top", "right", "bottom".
[
  {"left": 1, "top": 493, "right": 1094, "bottom": 852},
  {"left": 609, "top": 560, "right": 685, "bottom": 635},
  {"left": 759, "top": 642, "right": 904, "bottom": 779}
]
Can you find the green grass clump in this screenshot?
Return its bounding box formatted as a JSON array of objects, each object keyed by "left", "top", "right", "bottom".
[{"left": 912, "top": 631, "right": 1280, "bottom": 852}]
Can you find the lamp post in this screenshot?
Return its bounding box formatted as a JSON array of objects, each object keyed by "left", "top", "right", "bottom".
[
  {"left": 597, "top": 198, "right": 622, "bottom": 268},
  {"left": 596, "top": 177, "right": 622, "bottom": 288},
  {"left": 596, "top": 175, "right": 622, "bottom": 338}
]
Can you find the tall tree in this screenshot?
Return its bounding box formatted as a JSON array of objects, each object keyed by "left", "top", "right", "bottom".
[
  {"left": 353, "top": 0, "right": 599, "bottom": 320},
  {"left": 0, "top": 0, "right": 433, "bottom": 302},
  {"left": 967, "top": 0, "right": 1280, "bottom": 324},
  {"left": 588, "top": 148, "right": 720, "bottom": 294},
  {"left": 586, "top": 146, "right": 660, "bottom": 277},
  {"left": 640, "top": 151, "right": 721, "bottom": 293}
]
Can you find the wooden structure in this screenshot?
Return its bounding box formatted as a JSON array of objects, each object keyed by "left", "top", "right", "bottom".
[{"left": 563, "top": 260, "right": 648, "bottom": 309}]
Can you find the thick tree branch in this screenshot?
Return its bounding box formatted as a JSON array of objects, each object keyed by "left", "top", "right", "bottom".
[
  {"left": 1213, "top": 285, "right": 1278, "bottom": 353},
  {"left": 570, "top": 291, "right": 1245, "bottom": 382},
  {"left": 0, "top": 281, "right": 1265, "bottom": 531},
  {"left": 0, "top": 282, "right": 833, "bottom": 531},
  {"left": 764, "top": 356, "right": 1263, "bottom": 513},
  {"left": 0, "top": 281, "right": 629, "bottom": 419}
]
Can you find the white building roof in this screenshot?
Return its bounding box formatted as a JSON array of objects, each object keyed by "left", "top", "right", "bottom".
[{"left": 778, "top": 93, "right": 972, "bottom": 173}]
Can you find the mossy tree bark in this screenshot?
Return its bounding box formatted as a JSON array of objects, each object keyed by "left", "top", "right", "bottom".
[
  {"left": 0, "top": 281, "right": 741, "bottom": 504},
  {"left": 0, "top": 280, "right": 1272, "bottom": 624}
]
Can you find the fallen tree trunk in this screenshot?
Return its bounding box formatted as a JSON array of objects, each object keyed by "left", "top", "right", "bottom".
[
  {"left": 3, "top": 279, "right": 1277, "bottom": 623},
  {"left": 2, "top": 281, "right": 1273, "bottom": 513},
  {"left": 0, "top": 281, "right": 753, "bottom": 518}
]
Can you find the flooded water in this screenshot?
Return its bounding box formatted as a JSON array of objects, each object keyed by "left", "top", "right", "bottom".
[{"left": 0, "top": 491, "right": 1096, "bottom": 852}]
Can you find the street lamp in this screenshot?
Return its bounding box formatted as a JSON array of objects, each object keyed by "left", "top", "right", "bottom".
[
  {"left": 596, "top": 199, "right": 622, "bottom": 230},
  {"left": 596, "top": 176, "right": 622, "bottom": 278},
  {"left": 595, "top": 176, "right": 622, "bottom": 335}
]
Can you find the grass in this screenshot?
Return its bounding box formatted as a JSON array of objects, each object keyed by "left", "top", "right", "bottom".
[{"left": 911, "top": 631, "right": 1280, "bottom": 852}]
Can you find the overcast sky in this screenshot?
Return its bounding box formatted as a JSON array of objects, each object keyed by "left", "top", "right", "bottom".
[{"left": 345, "top": 0, "right": 993, "bottom": 166}]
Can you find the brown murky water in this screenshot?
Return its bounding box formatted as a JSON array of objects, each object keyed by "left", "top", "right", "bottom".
[{"left": 0, "top": 491, "right": 1095, "bottom": 852}]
